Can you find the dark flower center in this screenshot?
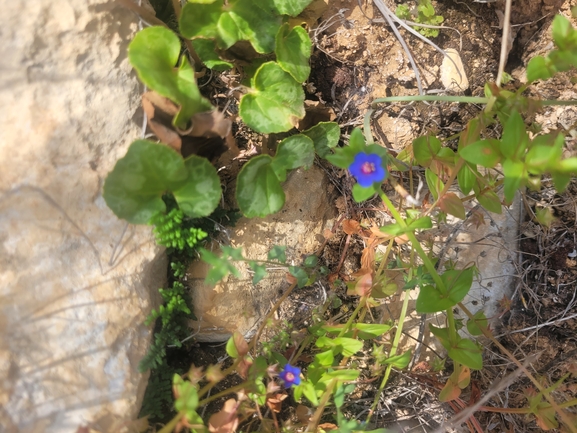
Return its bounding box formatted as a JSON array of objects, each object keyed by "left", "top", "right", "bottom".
[{"left": 361, "top": 162, "right": 376, "bottom": 175}]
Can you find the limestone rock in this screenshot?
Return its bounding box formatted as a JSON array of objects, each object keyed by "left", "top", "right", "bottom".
[
  {"left": 188, "top": 166, "right": 335, "bottom": 342},
  {"left": 0, "top": 1, "right": 164, "bottom": 432}
]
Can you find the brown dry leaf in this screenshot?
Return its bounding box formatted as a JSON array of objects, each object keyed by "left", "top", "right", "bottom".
[
  {"left": 360, "top": 235, "right": 380, "bottom": 271},
  {"left": 266, "top": 393, "right": 288, "bottom": 413},
  {"left": 335, "top": 196, "right": 347, "bottom": 213},
  {"left": 142, "top": 91, "right": 182, "bottom": 151},
  {"left": 469, "top": 210, "right": 486, "bottom": 230},
  {"left": 237, "top": 356, "right": 252, "bottom": 380},
  {"left": 317, "top": 423, "right": 338, "bottom": 432},
  {"left": 439, "top": 380, "right": 461, "bottom": 402},
  {"left": 286, "top": 272, "right": 297, "bottom": 285},
  {"left": 342, "top": 219, "right": 360, "bottom": 235},
  {"left": 323, "top": 228, "right": 335, "bottom": 240},
  {"left": 295, "top": 405, "right": 313, "bottom": 424},
  {"left": 208, "top": 399, "right": 239, "bottom": 433},
  {"left": 348, "top": 272, "right": 372, "bottom": 297}
]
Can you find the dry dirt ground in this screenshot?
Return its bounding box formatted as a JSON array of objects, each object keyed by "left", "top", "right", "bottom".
[{"left": 143, "top": 0, "right": 577, "bottom": 432}]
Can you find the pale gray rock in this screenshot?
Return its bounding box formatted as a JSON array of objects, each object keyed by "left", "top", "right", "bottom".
[
  {"left": 0, "top": 1, "right": 164, "bottom": 432},
  {"left": 188, "top": 166, "right": 336, "bottom": 342}
]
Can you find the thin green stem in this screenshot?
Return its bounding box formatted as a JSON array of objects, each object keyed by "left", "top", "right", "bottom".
[
  {"left": 198, "top": 382, "right": 248, "bottom": 407},
  {"left": 338, "top": 297, "right": 366, "bottom": 338}
]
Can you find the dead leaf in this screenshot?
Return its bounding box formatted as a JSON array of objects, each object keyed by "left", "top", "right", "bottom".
[
  {"left": 266, "top": 393, "right": 288, "bottom": 413},
  {"left": 439, "top": 379, "right": 461, "bottom": 402},
  {"left": 342, "top": 219, "right": 360, "bottom": 235},
  {"left": 360, "top": 235, "right": 379, "bottom": 271},
  {"left": 348, "top": 272, "right": 372, "bottom": 297},
  {"left": 208, "top": 399, "right": 239, "bottom": 433},
  {"left": 438, "top": 192, "right": 466, "bottom": 220},
  {"left": 237, "top": 356, "right": 252, "bottom": 379},
  {"left": 295, "top": 405, "right": 312, "bottom": 424},
  {"left": 142, "top": 91, "right": 182, "bottom": 151},
  {"left": 323, "top": 228, "right": 335, "bottom": 240},
  {"left": 318, "top": 423, "right": 338, "bottom": 432},
  {"left": 469, "top": 210, "right": 486, "bottom": 230}
]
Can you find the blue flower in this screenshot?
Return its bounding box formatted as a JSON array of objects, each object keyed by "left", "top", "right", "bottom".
[
  {"left": 278, "top": 364, "right": 301, "bottom": 388},
  {"left": 348, "top": 153, "right": 386, "bottom": 187}
]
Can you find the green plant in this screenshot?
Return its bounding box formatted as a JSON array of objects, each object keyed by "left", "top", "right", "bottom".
[{"left": 395, "top": 0, "right": 444, "bottom": 38}]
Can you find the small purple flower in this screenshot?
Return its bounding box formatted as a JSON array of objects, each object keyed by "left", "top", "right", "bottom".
[
  {"left": 349, "top": 153, "right": 386, "bottom": 187},
  {"left": 279, "top": 364, "right": 301, "bottom": 388}
]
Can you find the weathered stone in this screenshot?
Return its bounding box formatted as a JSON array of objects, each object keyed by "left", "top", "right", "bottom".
[
  {"left": 440, "top": 48, "right": 469, "bottom": 92},
  {"left": 0, "top": 1, "right": 163, "bottom": 432},
  {"left": 188, "top": 166, "right": 335, "bottom": 342}
]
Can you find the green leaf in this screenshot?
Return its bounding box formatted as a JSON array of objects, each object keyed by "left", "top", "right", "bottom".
[
  {"left": 448, "top": 338, "right": 483, "bottom": 370},
  {"left": 429, "top": 325, "right": 451, "bottom": 351},
  {"left": 215, "top": 0, "right": 281, "bottom": 53},
  {"left": 103, "top": 140, "right": 188, "bottom": 224},
  {"left": 302, "top": 122, "right": 340, "bottom": 158},
  {"left": 270, "top": 134, "right": 315, "bottom": 181},
  {"left": 240, "top": 62, "right": 305, "bottom": 133},
  {"left": 457, "top": 163, "right": 477, "bottom": 195},
  {"left": 128, "top": 27, "right": 212, "bottom": 128},
  {"left": 413, "top": 135, "right": 442, "bottom": 167},
  {"left": 416, "top": 267, "right": 474, "bottom": 314},
  {"left": 275, "top": 24, "right": 312, "bottom": 82},
  {"left": 459, "top": 139, "right": 501, "bottom": 168},
  {"left": 438, "top": 192, "right": 466, "bottom": 219},
  {"left": 304, "top": 255, "right": 319, "bottom": 267},
  {"left": 295, "top": 380, "right": 319, "bottom": 406},
  {"left": 467, "top": 310, "right": 488, "bottom": 336},
  {"left": 173, "top": 155, "right": 222, "bottom": 218},
  {"left": 349, "top": 127, "right": 367, "bottom": 153},
  {"left": 270, "top": 0, "right": 312, "bottom": 16},
  {"left": 425, "top": 168, "right": 444, "bottom": 201},
  {"left": 226, "top": 334, "right": 239, "bottom": 358},
  {"left": 501, "top": 110, "right": 529, "bottom": 160},
  {"left": 526, "top": 56, "right": 556, "bottom": 82},
  {"left": 526, "top": 133, "right": 564, "bottom": 172},
  {"left": 354, "top": 323, "right": 392, "bottom": 339},
  {"left": 200, "top": 248, "right": 242, "bottom": 285},
  {"left": 173, "top": 374, "right": 199, "bottom": 416},
  {"left": 268, "top": 245, "right": 287, "bottom": 263},
  {"left": 352, "top": 184, "right": 377, "bottom": 202},
  {"left": 552, "top": 14, "right": 576, "bottom": 51},
  {"left": 179, "top": 0, "right": 223, "bottom": 40},
  {"left": 384, "top": 350, "right": 412, "bottom": 369},
  {"left": 502, "top": 158, "right": 526, "bottom": 203},
  {"left": 316, "top": 336, "right": 364, "bottom": 357},
  {"left": 190, "top": 39, "right": 233, "bottom": 71},
  {"left": 314, "top": 350, "right": 334, "bottom": 366},
  {"left": 289, "top": 266, "right": 309, "bottom": 288},
  {"left": 477, "top": 190, "right": 502, "bottom": 214},
  {"left": 249, "top": 261, "right": 267, "bottom": 284},
  {"left": 407, "top": 216, "right": 433, "bottom": 231},
  {"left": 236, "top": 155, "right": 285, "bottom": 217},
  {"left": 323, "top": 369, "right": 360, "bottom": 382}
]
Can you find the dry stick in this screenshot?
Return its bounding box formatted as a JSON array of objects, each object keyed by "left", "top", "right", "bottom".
[
  {"left": 495, "top": 0, "right": 513, "bottom": 86},
  {"left": 458, "top": 302, "right": 577, "bottom": 433}
]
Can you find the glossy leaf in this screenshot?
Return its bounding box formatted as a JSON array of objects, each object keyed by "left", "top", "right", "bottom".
[
  {"left": 179, "top": 0, "right": 223, "bottom": 40},
  {"left": 240, "top": 62, "right": 305, "bottom": 133},
  {"left": 276, "top": 24, "right": 312, "bottom": 82},
  {"left": 128, "top": 27, "right": 212, "bottom": 128},
  {"left": 236, "top": 155, "right": 285, "bottom": 217},
  {"left": 103, "top": 140, "right": 188, "bottom": 224},
  {"left": 173, "top": 155, "right": 222, "bottom": 219}
]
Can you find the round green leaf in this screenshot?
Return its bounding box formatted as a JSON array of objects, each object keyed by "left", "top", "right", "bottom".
[
  {"left": 302, "top": 121, "right": 340, "bottom": 158},
  {"left": 240, "top": 62, "right": 305, "bottom": 133},
  {"left": 128, "top": 27, "right": 212, "bottom": 128},
  {"left": 190, "top": 39, "right": 233, "bottom": 71},
  {"left": 270, "top": 134, "right": 314, "bottom": 181},
  {"left": 103, "top": 140, "right": 188, "bottom": 224},
  {"left": 179, "top": 0, "right": 223, "bottom": 40},
  {"left": 236, "top": 155, "right": 285, "bottom": 217},
  {"left": 226, "top": 0, "right": 281, "bottom": 53},
  {"left": 270, "top": 0, "right": 312, "bottom": 16},
  {"left": 173, "top": 155, "right": 222, "bottom": 218},
  {"left": 275, "top": 24, "right": 312, "bottom": 82}
]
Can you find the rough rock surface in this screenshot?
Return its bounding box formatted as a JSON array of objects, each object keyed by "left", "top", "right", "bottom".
[
  {"left": 0, "top": 1, "right": 164, "bottom": 432},
  {"left": 188, "top": 166, "right": 336, "bottom": 342}
]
